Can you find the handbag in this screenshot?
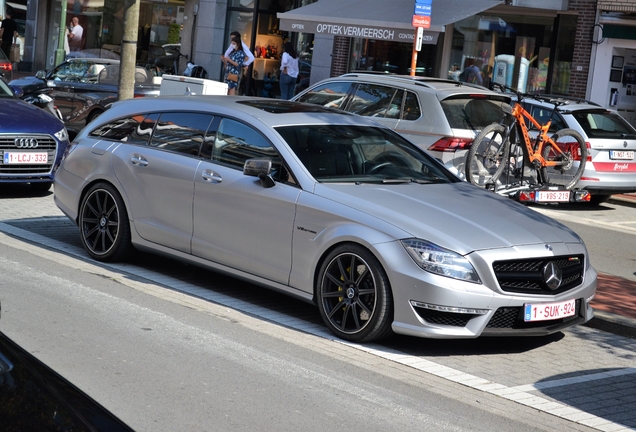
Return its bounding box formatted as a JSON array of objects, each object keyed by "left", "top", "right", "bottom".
[
  {"left": 227, "top": 72, "right": 239, "bottom": 82},
  {"left": 10, "top": 40, "right": 20, "bottom": 63}
]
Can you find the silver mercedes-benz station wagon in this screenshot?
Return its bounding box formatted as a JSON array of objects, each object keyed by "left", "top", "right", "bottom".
[{"left": 54, "top": 96, "right": 597, "bottom": 343}]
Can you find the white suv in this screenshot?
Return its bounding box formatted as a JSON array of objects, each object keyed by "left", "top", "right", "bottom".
[
  {"left": 517, "top": 96, "right": 636, "bottom": 205},
  {"left": 292, "top": 73, "right": 511, "bottom": 179}
]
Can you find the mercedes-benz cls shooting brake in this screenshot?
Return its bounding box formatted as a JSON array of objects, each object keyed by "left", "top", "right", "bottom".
[{"left": 53, "top": 96, "right": 597, "bottom": 342}]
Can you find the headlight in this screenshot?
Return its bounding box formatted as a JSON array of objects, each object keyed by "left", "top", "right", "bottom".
[
  {"left": 401, "top": 239, "right": 480, "bottom": 283},
  {"left": 54, "top": 128, "right": 69, "bottom": 142}
]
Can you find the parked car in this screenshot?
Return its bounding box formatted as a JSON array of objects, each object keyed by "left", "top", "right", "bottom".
[
  {"left": 9, "top": 58, "right": 160, "bottom": 138},
  {"left": 0, "top": 77, "right": 69, "bottom": 192},
  {"left": 53, "top": 96, "right": 596, "bottom": 343},
  {"left": 292, "top": 73, "right": 511, "bottom": 179},
  {"left": 0, "top": 48, "right": 13, "bottom": 82},
  {"left": 0, "top": 328, "right": 132, "bottom": 431},
  {"left": 514, "top": 95, "right": 636, "bottom": 205}
]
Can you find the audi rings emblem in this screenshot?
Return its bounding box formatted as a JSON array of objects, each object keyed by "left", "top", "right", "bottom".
[{"left": 15, "top": 138, "right": 39, "bottom": 148}]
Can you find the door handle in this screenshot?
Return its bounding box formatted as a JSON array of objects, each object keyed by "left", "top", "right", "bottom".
[
  {"left": 131, "top": 155, "right": 148, "bottom": 167},
  {"left": 202, "top": 170, "right": 222, "bottom": 183}
]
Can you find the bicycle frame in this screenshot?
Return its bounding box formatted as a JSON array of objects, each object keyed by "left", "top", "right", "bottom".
[{"left": 510, "top": 103, "right": 570, "bottom": 170}]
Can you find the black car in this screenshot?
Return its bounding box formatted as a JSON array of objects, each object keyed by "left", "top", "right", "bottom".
[
  {"left": 0, "top": 329, "right": 133, "bottom": 431},
  {"left": 10, "top": 58, "right": 160, "bottom": 138}
]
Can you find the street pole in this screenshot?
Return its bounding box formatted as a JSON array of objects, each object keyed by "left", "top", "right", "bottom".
[
  {"left": 54, "top": 0, "right": 68, "bottom": 67},
  {"left": 118, "top": 0, "right": 140, "bottom": 100}
]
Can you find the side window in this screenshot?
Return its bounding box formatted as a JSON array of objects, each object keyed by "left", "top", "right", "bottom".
[
  {"left": 529, "top": 106, "right": 566, "bottom": 132},
  {"left": 402, "top": 91, "right": 421, "bottom": 120},
  {"left": 347, "top": 84, "right": 397, "bottom": 117},
  {"left": 295, "top": 82, "right": 353, "bottom": 109},
  {"left": 213, "top": 118, "right": 281, "bottom": 172},
  {"left": 150, "top": 112, "right": 214, "bottom": 156},
  {"left": 89, "top": 113, "right": 159, "bottom": 144}
]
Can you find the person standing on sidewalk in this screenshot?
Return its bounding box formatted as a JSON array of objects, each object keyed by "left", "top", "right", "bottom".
[
  {"left": 68, "top": 16, "right": 83, "bottom": 52},
  {"left": 279, "top": 41, "right": 299, "bottom": 100},
  {"left": 221, "top": 36, "right": 246, "bottom": 96},
  {"left": 0, "top": 8, "right": 17, "bottom": 60},
  {"left": 224, "top": 31, "right": 254, "bottom": 94}
]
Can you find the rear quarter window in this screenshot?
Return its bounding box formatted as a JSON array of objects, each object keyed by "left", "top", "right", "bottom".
[
  {"left": 571, "top": 110, "right": 636, "bottom": 139},
  {"left": 440, "top": 98, "right": 508, "bottom": 130}
]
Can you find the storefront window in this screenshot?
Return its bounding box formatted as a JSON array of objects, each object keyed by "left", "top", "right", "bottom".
[
  {"left": 450, "top": 13, "right": 566, "bottom": 94},
  {"left": 349, "top": 39, "right": 437, "bottom": 76},
  {"left": 47, "top": 0, "right": 185, "bottom": 69}
]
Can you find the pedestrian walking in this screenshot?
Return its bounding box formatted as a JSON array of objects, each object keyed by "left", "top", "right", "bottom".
[{"left": 0, "top": 7, "right": 17, "bottom": 60}]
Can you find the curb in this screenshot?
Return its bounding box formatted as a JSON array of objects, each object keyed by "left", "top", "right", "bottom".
[
  {"left": 609, "top": 194, "right": 636, "bottom": 208},
  {"left": 584, "top": 310, "right": 636, "bottom": 339}
]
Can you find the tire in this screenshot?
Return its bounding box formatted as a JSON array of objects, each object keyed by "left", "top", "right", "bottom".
[
  {"left": 79, "top": 182, "right": 132, "bottom": 262},
  {"left": 465, "top": 123, "right": 510, "bottom": 189},
  {"left": 540, "top": 128, "right": 587, "bottom": 189},
  {"left": 316, "top": 244, "right": 394, "bottom": 343},
  {"left": 30, "top": 182, "right": 52, "bottom": 192},
  {"left": 87, "top": 109, "right": 103, "bottom": 124}
]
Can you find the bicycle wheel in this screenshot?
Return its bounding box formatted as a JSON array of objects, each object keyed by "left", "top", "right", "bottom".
[
  {"left": 540, "top": 128, "right": 587, "bottom": 189},
  {"left": 465, "top": 123, "right": 510, "bottom": 188}
]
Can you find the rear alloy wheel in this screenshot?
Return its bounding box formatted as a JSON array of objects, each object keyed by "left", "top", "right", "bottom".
[
  {"left": 79, "top": 182, "right": 132, "bottom": 262},
  {"left": 317, "top": 244, "right": 393, "bottom": 343}
]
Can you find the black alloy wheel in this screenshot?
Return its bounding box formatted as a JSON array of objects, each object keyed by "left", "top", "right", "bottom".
[
  {"left": 79, "top": 182, "right": 132, "bottom": 262},
  {"left": 317, "top": 244, "right": 393, "bottom": 343}
]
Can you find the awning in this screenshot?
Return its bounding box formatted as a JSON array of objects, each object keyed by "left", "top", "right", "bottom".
[{"left": 278, "top": 0, "right": 503, "bottom": 44}]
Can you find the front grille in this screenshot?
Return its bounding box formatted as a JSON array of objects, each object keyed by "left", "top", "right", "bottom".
[
  {"left": 413, "top": 307, "right": 477, "bottom": 327},
  {"left": 485, "top": 299, "right": 582, "bottom": 330},
  {"left": 0, "top": 134, "right": 57, "bottom": 176},
  {"left": 492, "top": 254, "right": 584, "bottom": 295}
]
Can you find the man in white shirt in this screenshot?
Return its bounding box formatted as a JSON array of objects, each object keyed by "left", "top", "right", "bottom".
[
  {"left": 68, "top": 16, "right": 83, "bottom": 52},
  {"left": 224, "top": 31, "right": 254, "bottom": 68}
]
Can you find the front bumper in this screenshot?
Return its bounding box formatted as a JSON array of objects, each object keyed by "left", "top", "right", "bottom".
[{"left": 374, "top": 241, "right": 596, "bottom": 339}]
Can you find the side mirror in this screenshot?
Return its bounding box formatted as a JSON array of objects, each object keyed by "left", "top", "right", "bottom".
[
  {"left": 35, "top": 70, "right": 48, "bottom": 80},
  {"left": 243, "top": 159, "right": 275, "bottom": 188},
  {"left": 10, "top": 85, "right": 23, "bottom": 98}
]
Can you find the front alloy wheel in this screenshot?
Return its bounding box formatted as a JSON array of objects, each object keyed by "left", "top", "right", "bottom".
[
  {"left": 79, "top": 182, "right": 132, "bottom": 262},
  {"left": 317, "top": 244, "right": 393, "bottom": 342}
]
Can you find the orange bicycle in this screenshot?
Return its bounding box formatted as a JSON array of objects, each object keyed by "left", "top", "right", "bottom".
[{"left": 465, "top": 84, "right": 587, "bottom": 192}]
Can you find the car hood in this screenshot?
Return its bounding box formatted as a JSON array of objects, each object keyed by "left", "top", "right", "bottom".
[
  {"left": 0, "top": 99, "right": 65, "bottom": 133},
  {"left": 9, "top": 76, "right": 48, "bottom": 94},
  {"left": 314, "top": 181, "right": 581, "bottom": 254}
]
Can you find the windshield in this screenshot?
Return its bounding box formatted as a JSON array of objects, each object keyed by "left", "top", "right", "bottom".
[
  {"left": 276, "top": 125, "right": 458, "bottom": 184},
  {"left": 0, "top": 79, "right": 14, "bottom": 98},
  {"left": 571, "top": 110, "right": 636, "bottom": 139}
]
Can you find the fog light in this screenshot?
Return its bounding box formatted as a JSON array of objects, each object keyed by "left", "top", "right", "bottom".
[{"left": 410, "top": 300, "right": 489, "bottom": 315}]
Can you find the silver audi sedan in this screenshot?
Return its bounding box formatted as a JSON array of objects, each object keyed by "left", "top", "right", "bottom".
[{"left": 54, "top": 96, "right": 597, "bottom": 343}]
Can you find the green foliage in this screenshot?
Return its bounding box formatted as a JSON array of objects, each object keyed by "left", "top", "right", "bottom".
[{"left": 167, "top": 23, "right": 181, "bottom": 44}]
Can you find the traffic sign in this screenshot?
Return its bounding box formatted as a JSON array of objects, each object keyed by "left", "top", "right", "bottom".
[
  {"left": 415, "top": 27, "right": 424, "bottom": 51},
  {"left": 414, "top": 3, "right": 431, "bottom": 15},
  {"left": 412, "top": 15, "right": 431, "bottom": 28}
]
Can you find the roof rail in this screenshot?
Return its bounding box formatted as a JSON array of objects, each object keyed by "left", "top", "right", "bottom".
[
  {"left": 535, "top": 94, "right": 602, "bottom": 107},
  {"left": 339, "top": 72, "right": 484, "bottom": 90}
]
